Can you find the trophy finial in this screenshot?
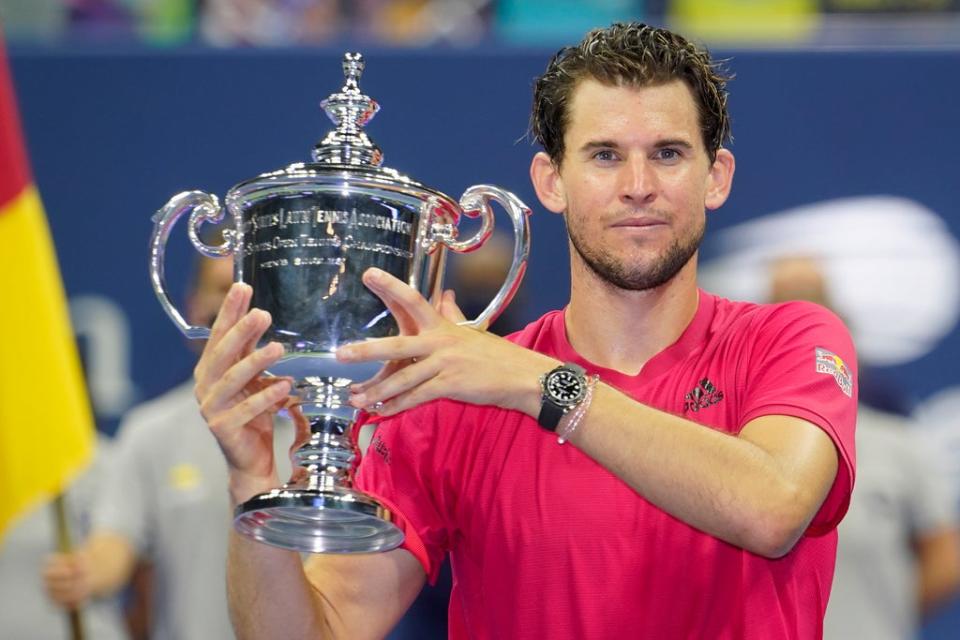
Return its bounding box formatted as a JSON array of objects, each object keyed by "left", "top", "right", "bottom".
[
  {"left": 342, "top": 53, "right": 364, "bottom": 92},
  {"left": 314, "top": 52, "right": 383, "bottom": 166}
]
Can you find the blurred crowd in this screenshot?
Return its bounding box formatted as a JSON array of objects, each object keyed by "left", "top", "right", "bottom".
[{"left": 1, "top": 0, "right": 958, "bottom": 47}]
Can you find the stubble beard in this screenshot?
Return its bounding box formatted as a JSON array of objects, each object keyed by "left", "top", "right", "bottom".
[{"left": 566, "top": 213, "right": 705, "bottom": 292}]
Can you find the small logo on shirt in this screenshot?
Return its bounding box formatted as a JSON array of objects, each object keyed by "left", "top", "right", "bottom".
[
  {"left": 684, "top": 378, "right": 724, "bottom": 412},
  {"left": 168, "top": 463, "right": 202, "bottom": 491},
  {"left": 815, "top": 347, "right": 853, "bottom": 398},
  {"left": 370, "top": 433, "right": 391, "bottom": 465}
]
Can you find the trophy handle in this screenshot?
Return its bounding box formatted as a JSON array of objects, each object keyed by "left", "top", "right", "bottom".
[
  {"left": 149, "top": 190, "right": 236, "bottom": 339},
  {"left": 445, "top": 185, "right": 531, "bottom": 330}
]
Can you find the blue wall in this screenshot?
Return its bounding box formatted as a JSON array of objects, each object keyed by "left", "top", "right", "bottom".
[{"left": 9, "top": 45, "right": 960, "bottom": 637}]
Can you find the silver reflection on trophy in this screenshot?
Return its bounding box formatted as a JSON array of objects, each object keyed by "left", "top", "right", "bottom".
[{"left": 149, "top": 53, "right": 531, "bottom": 554}]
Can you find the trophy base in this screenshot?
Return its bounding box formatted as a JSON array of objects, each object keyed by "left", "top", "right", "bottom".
[{"left": 234, "top": 486, "right": 404, "bottom": 554}]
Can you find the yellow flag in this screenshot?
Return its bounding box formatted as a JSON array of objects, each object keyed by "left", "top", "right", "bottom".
[{"left": 0, "top": 34, "right": 95, "bottom": 541}]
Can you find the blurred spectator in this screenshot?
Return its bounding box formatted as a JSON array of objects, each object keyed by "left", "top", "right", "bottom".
[
  {"left": 352, "top": 0, "right": 492, "bottom": 45},
  {"left": 0, "top": 0, "right": 68, "bottom": 41},
  {"left": 447, "top": 230, "right": 528, "bottom": 336},
  {"left": 768, "top": 254, "right": 960, "bottom": 640},
  {"left": 0, "top": 0, "right": 193, "bottom": 44},
  {"left": 668, "top": 0, "right": 821, "bottom": 43},
  {"left": 199, "top": 0, "right": 495, "bottom": 46},
  {"left": 0, "top": 438, "right": 128, "bottom": 640},
  {"left": 200, "top": 0, "right": 340, "bottom": 46},
  {"left": 822, "top": 0, "right": 958, "bottom": 13},
  {"left": 67, "top": 0, "right": 137, "bottom": 36},
  {"left": 129, "top": 0, "right": 195, "bottom": 43},
  {"left": 494, "top": 0, "right": 642, "bottom": 45},
  {"left": 42, "top": 256, "right": 295, "bottom": 640},
  {"left": 1, "top": 0, "right": 499, "bottom": 46},
  {"left": 4, "top": 0, "right": 959, "bottom": 47}
]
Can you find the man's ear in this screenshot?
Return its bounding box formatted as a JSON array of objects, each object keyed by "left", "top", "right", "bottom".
[
  {"left": 530, "top": 151, "right": 567, "bottom": 214},
  {"left": 705, "top": 148, "right": 735, "bottom": 211}
]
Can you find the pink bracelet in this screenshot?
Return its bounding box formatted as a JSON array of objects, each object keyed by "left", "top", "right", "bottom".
[{"left": 557, "top": 375, "right": 599, "bottom": 444}]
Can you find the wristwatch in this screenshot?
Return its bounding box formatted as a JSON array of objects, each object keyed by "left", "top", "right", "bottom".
[{"left": 538, "top": 363, "right": 588, "bottom": 431}]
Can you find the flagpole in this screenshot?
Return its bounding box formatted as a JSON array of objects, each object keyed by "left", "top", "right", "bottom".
[{"left": 52, "top": 493, "right": 86, "bottom": 640}]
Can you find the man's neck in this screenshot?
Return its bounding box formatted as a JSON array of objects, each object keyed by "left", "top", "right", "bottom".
[{"left": 564, "top": 256, "right": 700, "bottom": 376}]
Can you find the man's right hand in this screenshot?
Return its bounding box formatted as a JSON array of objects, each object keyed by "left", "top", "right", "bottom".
[
  {"left": 193, "top": 282, "right": 292, "bottom": 506},
  {"left": 198, "top": 283, "right": 430, "bottom": 639},
  {"left": 42, "top": 551, "right": 94, "bottom": 608}
]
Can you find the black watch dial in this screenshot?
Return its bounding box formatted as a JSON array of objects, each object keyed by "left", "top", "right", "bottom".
[{"left": 547, "top": 369, "right": 585, "bottom": 406}]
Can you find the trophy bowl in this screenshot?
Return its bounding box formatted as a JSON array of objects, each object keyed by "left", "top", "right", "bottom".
[{"left": 149, "top": 53, "right": 531, "bottom": 554}]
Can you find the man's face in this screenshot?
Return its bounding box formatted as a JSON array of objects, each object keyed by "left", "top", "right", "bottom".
[
  {"left": 535, "top": 78, "right": 732, "bottom": 291},
  {"left": 188, "top": 257, "right": 235, "bottom": 328}
]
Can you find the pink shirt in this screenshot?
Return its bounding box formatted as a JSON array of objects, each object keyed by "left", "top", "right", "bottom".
[{"left": 355, "top": 291, "right": 857, "bottom": 639}]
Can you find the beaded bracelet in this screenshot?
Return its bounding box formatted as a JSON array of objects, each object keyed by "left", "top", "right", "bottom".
[{"left": 557, "top": 374, "right": 599, "bottom": 445}]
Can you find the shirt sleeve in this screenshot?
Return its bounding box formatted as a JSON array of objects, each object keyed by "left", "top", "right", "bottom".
[
  {"left": 739, "top": 301, "right": 858, "bottom": 534},
  {"left": 91, "top": 414, "right": 152, "bottom": 554},
  {"left": 353, "top": 400, "right": 463, "bottom": 584},
  {"left": 904, "top": 428, "right": 960, "bottom": 534}
]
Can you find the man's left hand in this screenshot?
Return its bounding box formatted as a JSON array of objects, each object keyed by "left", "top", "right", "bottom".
[{"left": 335, "top": 268, "right": 556, "bottom": 417}]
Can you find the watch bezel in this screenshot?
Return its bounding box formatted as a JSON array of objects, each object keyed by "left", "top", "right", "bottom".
[
  {"left": 538, "top": 363, "right": 588, "bottom": 431},
  {"left": 544, "top": 368, "right": 587, "bottom": 407}
]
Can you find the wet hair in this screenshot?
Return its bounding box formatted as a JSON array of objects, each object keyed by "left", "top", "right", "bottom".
[{"left": 531, "top": 22, "right": 732, "bottom": 164}]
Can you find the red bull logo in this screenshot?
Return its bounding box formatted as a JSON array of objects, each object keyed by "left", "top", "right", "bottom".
[{"left": 815, "top": 348, "right": 853, "bottom": 397}]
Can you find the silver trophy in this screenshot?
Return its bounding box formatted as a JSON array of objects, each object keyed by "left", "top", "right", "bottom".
[{"left": 149, "top": 53, "right": 531, "bottom": 554}]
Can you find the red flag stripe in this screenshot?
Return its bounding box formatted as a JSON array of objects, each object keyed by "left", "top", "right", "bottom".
[{"left": 0, "top": 33, "right": 32, "bottom": 210}]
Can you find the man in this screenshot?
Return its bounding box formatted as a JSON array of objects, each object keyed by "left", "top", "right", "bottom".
[
  {"left": 44, "top": 256, "right": 295, "bottom": 640},
  {"left": 0, "top": 439, "right": 127, "bottom": 640},
  {"left": 194, "top": 23, "right": 857, "bottom": 639}
]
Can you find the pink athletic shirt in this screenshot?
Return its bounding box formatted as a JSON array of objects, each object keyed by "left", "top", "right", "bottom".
[{"left": 354, "top": 290, "right": 857, "bottom": 639}]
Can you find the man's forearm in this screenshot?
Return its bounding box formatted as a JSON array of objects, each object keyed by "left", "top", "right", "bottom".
[
  {"left": 227, "top": 531, "right": 329, "bottom": 640},
  {"left": 85, "top": 531, "right": 138, "bottom": 597},
  {"left": 917, "top": 527, "right": 960, "bottom": 615},
  {"left": 566, "top": 384, "right": 837, "bottom": 557}
]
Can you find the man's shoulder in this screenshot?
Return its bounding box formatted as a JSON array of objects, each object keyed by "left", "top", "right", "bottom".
[
  {"left": 504, "top": 309, "right": 563, "bottom": 350},
  {"left": 709, "top": 293, "right": 847, "bottom": 338}
]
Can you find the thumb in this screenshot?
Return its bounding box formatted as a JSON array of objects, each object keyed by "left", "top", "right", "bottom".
[{"left": 439, "top": 290, "right": 468, "bottom": 323}]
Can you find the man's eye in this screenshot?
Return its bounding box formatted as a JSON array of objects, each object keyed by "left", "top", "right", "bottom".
[
  {"left": 655, "top": 148, "right": 681, "bottom": 162},
  {"left": 593, "top": 150, "right": 617, "bottom": 162}
]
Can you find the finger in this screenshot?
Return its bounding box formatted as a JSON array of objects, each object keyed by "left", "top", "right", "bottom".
[
  {"left": 439, "top": 289, "right": 468, "bottom": 323},
  {"left": 337, "top": 335, "right": 434, "bottom": 365},
  {"left": 287, "top": 404, "right": 311, "bottom": 451},
  {"left": 206, "top": 377, "right": 292, "bottom": 435},
  {"left": 55, "top": 584, "right": 85, "bottom": 608},
  {"left": 197, "top": 308, "right": 273, "bottom": 389},
  {"left": 204, "top": 283, "right": 251, "bottom": 352},
  {"left": 364, "top": 268, "right": 443, "bottom": 331},
  {"left": 431, "top": 291, "right": 445, "bottom": 313},
  {"left": 349, "top": 358, "right": 439, "bottom": 410},
  {"left": 240, "top": 315, "right": 267, "bottom": 359},
  {"left": 42, "top": 554, "right": 75, "bottom": 579},
  {"left": 348, "top": 361, "right": 397, "bottom": 394},
  {"left": 200, "top": 341, "right": 285, "bottom": 416},
  {"left": 248, "top": 376, "right": 296, "bottom": 409},
  {"left": 45, "top": 583, "right": 75, "bottom": 606},
  {"left": 373, "top": 377, "right": 445, "bottom": 416},
  {"left": 390, "top": 295, "right": 421, "bottom": 336}
]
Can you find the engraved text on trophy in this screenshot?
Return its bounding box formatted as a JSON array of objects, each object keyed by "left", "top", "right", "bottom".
[{"left": 241, "top": 194, "right": 418, "bottom": 351}]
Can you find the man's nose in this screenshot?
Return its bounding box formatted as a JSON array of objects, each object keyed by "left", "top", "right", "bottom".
[{"left": 619, "top": 157, "right": 657, "bottom": 206}]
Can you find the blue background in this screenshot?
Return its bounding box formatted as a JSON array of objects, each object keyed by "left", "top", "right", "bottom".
[{"left": 9, "top": 45, "right": 960, "bottom": 637}]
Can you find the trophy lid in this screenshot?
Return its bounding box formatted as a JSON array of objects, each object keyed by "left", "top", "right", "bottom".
[
  {"left": 226, "top": 52, "right": 460, "bottom": 217},
  {"left": 312, "top": 53, "right": 384, "bottom": 167}
]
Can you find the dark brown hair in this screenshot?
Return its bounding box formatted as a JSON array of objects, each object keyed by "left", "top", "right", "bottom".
[{"left": 531, "top": 22, "right": 732, "bottom": 164}]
